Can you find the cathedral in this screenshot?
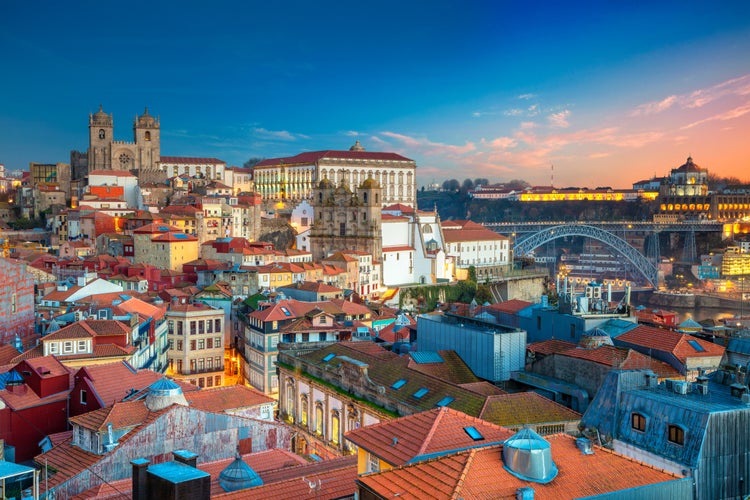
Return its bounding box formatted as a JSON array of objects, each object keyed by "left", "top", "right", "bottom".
[
  {"left": 71, "top": 105, "right": 161, "bottom": 177},
  {"left": 309, "top": 177, "right": 383, "bottom": 262}
]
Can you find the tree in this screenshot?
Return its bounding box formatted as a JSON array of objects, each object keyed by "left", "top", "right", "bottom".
[
  {"left": 474, "top": 284, "right": 493, "bottom": 304},
  {"left": 442, "top": 179, "right": 460, "bottom": 192},
  {"left": 468, "top": 265, "right": 477, "bottom": 282},
  {"left": 243, "top": 157, "right": 264, "bottom": 169},
  {"left": 462, "top": 178, "right": 475, "bottom": 192},
  {"left": 506, "top": 179, "right": 530, "bottom": 190},
  {"left": 474, "top": 178, "right": 489, "bottom": 188}
]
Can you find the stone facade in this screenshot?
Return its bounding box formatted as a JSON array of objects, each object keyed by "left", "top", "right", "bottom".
[
  {"left": 82, "top": 105, "right": 161, "bottom": 175},
  {"left": 309, "top": 178, "right": 382, "bottom": 262}
]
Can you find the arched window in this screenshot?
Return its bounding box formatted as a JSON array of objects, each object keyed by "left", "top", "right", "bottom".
[
  {"left": 300, "top": 394, "right": 308, "bottom": 426},
  {"left": 667, "top": 424, "right": 685, "bottom": 445},
  {"left": 98, "top": 129, "right": 105, "bottom": 139},
  {"left": 145, "top": 131, "right": 151, "bottom": 141},
  {"left": 285, "top": 379, "right": 295, "bottom": 423},
  {"left": 631, "top": 412, "right": 646, "bottom": 432},
  {"left": 363, "top": 192, "right": 368, "bottom": 203},
  {"left": 331, "top": 410, "right": 340, "bottom": 445},
  {"left": 315, "top": 403, "right": 324, "bottom": 435}
]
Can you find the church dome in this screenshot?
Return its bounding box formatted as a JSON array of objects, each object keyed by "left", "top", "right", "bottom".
[
  {"left": 579, "top": 327, "right": 613, "bottom": 349},
  {"left": 318, "top": 178, "right": 334, "bottom": 189},
  {"left": 675, "top": 156, "right": 705, "bottom": 173},
  {"left": 218, "top": 453, "right": 263, "bottom": 492},
  {"left": 349, "top": 140, "right": 366, "bottom": 151},
  {"left": 360, "top": 177, "right": 380, "bottom": 189}
]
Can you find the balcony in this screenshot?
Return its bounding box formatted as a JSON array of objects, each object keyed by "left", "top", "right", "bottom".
[{"left": 180, "top": 366, "right": 224, "bottom": 376}]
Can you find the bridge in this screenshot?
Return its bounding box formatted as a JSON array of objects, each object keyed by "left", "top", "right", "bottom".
[{"left": 486, "top": 220, "right": 725, "bottom": 289}]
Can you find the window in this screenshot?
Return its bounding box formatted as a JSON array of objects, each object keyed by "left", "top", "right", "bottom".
[
  {"left": 190, "top": 340, "right": 196, "bottom": 351},
  {"left": 207, "top": 338, "right": 213, "bottom": 349},
  {"left": 11, "top": 293, "right": 16, "bottom": 313},
  {"left": 207, "top": 358, "right": 213, "bottom": 370},
  {"left": 391, "top": 379, "right": 407, "bottom": 390},
  {"left": 315, "top": 404, "right": 324, "bottom": 435},
  {"left": 464, "top": 426, "right": 484, "bottom": 441},
  {"left": 49, "top": 342, "right": 58, "bottom": 354},
  {"left": 215, "top": 319, "right": 221, "bottom": 332},
  {"left": 631, "top": 413, "right": 646, "bottom": 432},
  {"left": 63, "top": 341, "right": 73, "bottom": 353},
  {"left": 570, "top": 323, "right": 576, "bottom": 339},
  {"left": 207, "top": 320, "right": 213, "bottom": 333},
  {"left": 323, "top": 353, "right": 336, "bottom": 362},
  {"left": 80, "top": 390, "right": 87, "bottom": 405},
  {"left": 413, "top": 387, "right": 429, "bottom": 399},
  {"left": 77, "top": 340, "right": 87, "bottom": 352},
  {"left": 340, "top": 222, "right": 346, "bottom": 236},
  {"left": 198, "top": 339, "right": 205, "bottom": 350},
  {"left": 198, "top": 321, "right": 205, "bottom": 334},
  {"left": 215, "top": 376, "right": 221, "bottom": 386},
  {"left": 367, "top": 452, "right": 380, "bottom": 473},
  {"left": 331, "top": 411, "right": 340, "bottom": 445},
  {"left": 215, "top": 337, "right": 222, "bottom": 348},
  {"left": 436, "top": 396, "right": 454, "bottom": 407},
  {"left": 190, "top": 321, "right": 196, "bottom": 335},
  {"left": 668, "top": 425, "right": 685, "bottom": 445},
  {"left": 177, "top": 340, "right": 183, "bottom": 351},
  {"left": 177, "top": 321, "right": 183, "bottom": 335}
]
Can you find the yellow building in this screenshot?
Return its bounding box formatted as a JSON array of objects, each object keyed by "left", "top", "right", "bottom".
[{"left": 133, "top": 222, "right": 198, "bottom": 272}]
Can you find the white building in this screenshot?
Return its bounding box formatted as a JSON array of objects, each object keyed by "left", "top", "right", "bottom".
[
  {"left": 88, "top": 170, "right": 139, "bottom": 208},
  {"left": 253, "top": 141, "right": 417, "bottom": 208},
  {"left": 159, "top": 156, "right": 226, "bottom": 180},
  {"left": 380, "top": 204, "right": 453, "bottom": 286},
  {"left": 441, "top": 220, "right": 511, "bottom": 281}
]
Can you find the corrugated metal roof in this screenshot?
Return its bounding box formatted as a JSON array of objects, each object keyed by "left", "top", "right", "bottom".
[{"left": 410, "top": 351, "right": 444, "bottom": 364}]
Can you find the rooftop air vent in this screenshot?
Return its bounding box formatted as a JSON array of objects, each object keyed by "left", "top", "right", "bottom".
[
  {"left": 502, "top": 427, "right": 558, "bottom": 484},
  {"left": 673, "top": 381, "right": 688, "bottom": 395}
]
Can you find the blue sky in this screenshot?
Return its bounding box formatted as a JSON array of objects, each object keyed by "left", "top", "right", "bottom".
[{"left": 2, "top": 1, "right": 750, "bottom": 187}]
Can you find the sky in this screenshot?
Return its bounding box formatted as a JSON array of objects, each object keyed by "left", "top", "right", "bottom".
[{"left": 2, "top": 1, "right": 750, "bottom": 188}]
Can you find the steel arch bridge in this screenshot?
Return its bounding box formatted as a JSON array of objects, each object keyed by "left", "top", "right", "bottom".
[{"left": 514, "top": 224, "right": 659, "bottom": 288}]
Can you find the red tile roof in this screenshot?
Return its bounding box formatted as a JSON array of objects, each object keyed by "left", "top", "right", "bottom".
[
  {"left": 357, "top": 434, "right": 683, "bottom": 499},
  {"left": 159, "top": 156, "right": 226, "bottom": 165},
  {"left": 44, "top": 320, "right": 130, "bottom": 342},
  {"left": 483, "top": 298, "right": 533, "bottom": 313},
  {"left": 442, "top": 228, "right": 507, "bottom": 243},
  {"left": 616, "top": 325, "right": 725, "bottom": 362},
  {"left": 69, "top": 400, "right": 151, "bottom": 431},
  {"left": 88, "top": 170, "right": 136, "bottom": 177},
  {"left": 346, "top": 407, "right": 513, "bottom": 467},
  {"left": 255, "top": 150, "right": 413, "bottom": 167},
  {"left": 75, "top": 362, "right": 165, "bottom": 407},
  {"left": 527, "top": 339, "right": 578, "bottom": 356},
  {"left": 557, "top": 345, "right": 682, "bottom": 378},
  {"left": 184, "top": 385, "right": 274, "bottom": 413}
]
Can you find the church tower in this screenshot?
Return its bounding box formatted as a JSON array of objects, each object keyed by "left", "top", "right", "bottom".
[
  {"left": 88, "top": 105, "right": 113, "bottom": 170},
  {"left": 133, "top": 107, "right": 160, "bottom": 171}
]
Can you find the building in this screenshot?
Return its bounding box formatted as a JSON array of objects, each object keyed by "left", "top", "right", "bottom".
[
  {"left": 159, "top": 156, "right": 226, "bottom": 180},
  {"left": 309, "top": 177, "right": 383, "bottom": 262},
  {"left": 88, "top": 169, "right": 140, "bottom": 208},
  {"left": 417, "top": 312, "right": 526, "bottom": 383},
  {"left": 79, "top": 106, "right": 161, "bottom": 174},
  {"left": 581, "top": 366, "right": 750, "bottom": 500},
  {"left": 253, "top": 141, "right": 417, "bottom": 208},
  {"left": 345, "top": 407, "right": 513, "bottom": 475},
  {"left": 0, "top": 356, "right": 71, "bottom": 462},
  {"left": 356, "top": 428, "right": 690, "bottom": 499},
  {"left": 0, "top": 258, "right": 36, "bottom": 349},
  {"left": 132, "top": 222, "right": 199, "bottom": 272},
  {"left": 613, "top": 325, "right": 725, "bottom": 379},
  {"left": 381, "top": 204, "right": 452, "bottom": 286},
  {"left": 166, "top": 301, "right": 226, "bottom": 388},
  {"left": 441, "top": 220, "right": 511, "bottom": 281},
  {"left": 35, "top": 379, "right": 291, "bottom": 499},
  {"left": 276, "top": 342, "right": 497, "bottom": 459}
]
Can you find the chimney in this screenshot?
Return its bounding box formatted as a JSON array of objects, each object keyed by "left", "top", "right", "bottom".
[
  {"left": 645, "top": 371, "right": 658, "bottom": 388},
  {"left": 131, "top": 458, "right": 150, "bottom": 500},
  {"left": 173, "top": 450, "right": 198, "bottom": 468}
]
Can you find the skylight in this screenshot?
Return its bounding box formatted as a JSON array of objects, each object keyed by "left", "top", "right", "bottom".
[
  {"left": 391, "top": 379, "right": 407, "bottom": 390},
  {"left": 413, "top": 387, "right": 429, "bottom": 399},
  {"left": 322, "top": 353, "right": 336, "bottom": 362},
  {"left": 687, "top": 339, "right": 706, "bottom": 352},
  {"left": 464, "top": 426, "right": 484, "bottom": 441},
  {"left": 280, "top": 307, "right": 292, "bottom": 317},
  {"left": 436, "top": 396, "right": 454, "bottom": 407}
]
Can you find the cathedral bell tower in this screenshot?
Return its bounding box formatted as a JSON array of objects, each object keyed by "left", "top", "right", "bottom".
[
  {"left": 133, "top": 107, "right": 160, "bottom": 171},
  {"left": 88, "top": 104, "right": 113, "bottom": 170}
]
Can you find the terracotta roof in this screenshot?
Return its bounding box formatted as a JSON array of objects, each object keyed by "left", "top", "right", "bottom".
[
  {"left": 346, "top": 407, "right": 513, "bottom": 467},
  {"left": 44, "top": 320, "right": 130, "bottom": 342},
  {"left": 0, "top": 384, "right": 69, "bottom": 411},
  {"left": 557, "top": 345, "right": 682, "bottom": 378},
  {"left": 382, "top": 245, "right": 415, "bottom": 252},
  {"left": 41, "top": 286, "right": 82, "bottom": 302},
  {"left": 479, "top": 392, "right": 581, "bottom": 427},
  {"left": 357, "top": 433, "right": 683, "bottom": 499},
  {"left": 88, "top": 170, "right": 136, "bottom": 177},
  {"left": 69, "top": 400, "right": 151, "bottom": 431},
  {"left": 159, "top": 156, "right": 226, "bottom": 165},
  {"left": 0, "top": 344, "right": 22, "bottom": 365},
  {"left": 482, "top": 298, "right": 533, "bottom": 313},
  {"left": 442, "top": 228, "right": 507, "bottom": 243},
  {"left": 255, "top": 150, "right": 413, "bottom": 167},
  {"left": 75, "top": 362, "right": 164, "bottom": 407},
  {"left": 23, "top": 356, "right": 71, "bottom": 379},
  {"left": 184, "top": 385, "right": 274, "bottom": 413},
  {"left": 382, "top": 203, "right": 416, "bottom": 213},
  {"left": 381, "top": 214, "right": 411, "bottom": 221},
  {"left": 406, "top": 351, "right": 479, "bottom": 385},
  {"left": 527, "top": 339, "right": 577, "bottom": 356},
  {"left": 616, "top": 325, "right": 725, "bottom": 362}
]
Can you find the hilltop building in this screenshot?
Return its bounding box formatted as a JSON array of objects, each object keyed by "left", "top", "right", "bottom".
[{"left": 253, "top": 141, "right": 417, "bottom": 208}]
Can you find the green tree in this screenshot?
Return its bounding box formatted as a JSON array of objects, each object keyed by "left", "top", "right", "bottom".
[
  {"left": 468, "top": 265, "right": 477, "bottom": 283},
  {"left": 243, "top": 157, "right": 264, "bottom": 169},
  {"left": 474, "top": 284, "right": 493, "bottom": 304}
]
